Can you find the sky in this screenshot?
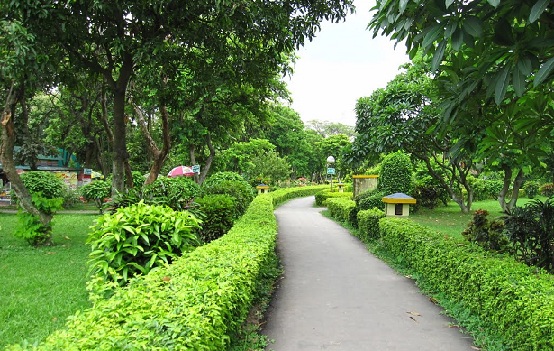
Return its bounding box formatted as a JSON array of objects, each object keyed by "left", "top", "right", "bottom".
[{"left": 285, "top": 0, "right": 409, "bottom": 127}]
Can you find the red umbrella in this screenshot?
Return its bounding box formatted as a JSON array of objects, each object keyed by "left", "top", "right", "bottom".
[{"left": 167, "top": 166, "right": 195, "bottom": 178}]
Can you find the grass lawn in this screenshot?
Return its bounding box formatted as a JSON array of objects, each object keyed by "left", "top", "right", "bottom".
[
  {"left": 0, "top": 212, "right": 99, "bottom": 348},
  {"left": 409, "top": 196, "right": 548, "bottom": 239}
]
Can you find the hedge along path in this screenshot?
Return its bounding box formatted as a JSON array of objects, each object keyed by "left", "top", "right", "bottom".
[
  {"left": 6, "top": 186, "right": 326, "bottom": 351},
  {"left": 379, "top": 218, "right": 554, "bottom": 350}
]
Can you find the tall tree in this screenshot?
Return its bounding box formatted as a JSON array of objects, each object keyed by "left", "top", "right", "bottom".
[{"left": 53, "top": 0, "right": 354, "bottom": 193}]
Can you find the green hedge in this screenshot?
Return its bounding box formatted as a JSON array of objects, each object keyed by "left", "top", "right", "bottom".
[
  {"left": 314, "top": 190, "right": 353, "bottom": 206},
  {"left": 357, "top": 208, "right": 385, "bottom": 241},
  {"left": 7, "top": 185, "right": 325, "bottom": 351},
  {"left": 379, "top": 217, "right": 554, "bottom": 350},
  {"left": 325, "top": 198, "right": 355, "bottom": 224}
]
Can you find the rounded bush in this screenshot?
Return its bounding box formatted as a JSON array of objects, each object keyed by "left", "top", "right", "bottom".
[
  {"left": 142, "top": 176, "right": 200, "bottom": 210},
  {"left": 87, "top": 202, "right": 201, "bottom": 287},
  {"left": 539, "top": 183, "right": 554, "bottom": 197},
  {"left": 201, "top": 172, "right": 254, "bottom": 218},
  {"left": 196, "top": 194, "right": 236, "bottom": 243},
  {"left": 523, "top": 180, "right": 539, "bottom": 199},
  {"left": 80, "top": 180, "right": 111, "bottom": 211},
  {"left": 378, "top": 151, "right": 413, "bottom": 195},
  {"left": 20, "top": 171, "right": 67, "bottom": 199}
]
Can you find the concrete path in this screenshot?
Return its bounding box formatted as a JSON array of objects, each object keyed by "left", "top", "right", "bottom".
[{"left": 262, "top": 197, "right": 476, "bottom": 351}]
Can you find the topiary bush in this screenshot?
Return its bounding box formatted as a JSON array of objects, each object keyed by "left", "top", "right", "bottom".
[
  {"left": 378, "top": 151, "right": 413, "bottom": 195},
  {"left": 87, "top": 201, "right": 201, "bottom": 290},
  {"left": 14, "top": 194, "right": 63, "bottom": 246},
  {"left": 314, "top": 190, "right": 353, "bottom": 207},
  {"left": 80, "top": 180, "right": 111, "bottom": 213},
  {"left": 196, "top": 194, "right": 236, "bottom": 243}
]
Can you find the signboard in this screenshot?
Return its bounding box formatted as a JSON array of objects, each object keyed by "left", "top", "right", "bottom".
[
  {"left": 83, "top": 168, "right": 92, "bottom": 175},
  {"left": 192, "top": 164, "right": 201, "bottom": 174},
  {"left": 327, "top": 167, "right": 336, "bottom": 175}
]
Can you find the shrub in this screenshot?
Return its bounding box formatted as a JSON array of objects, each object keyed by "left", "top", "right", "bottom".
[
  {"left": 325, "top": 198, "right": 355, "bottom": 223},
  {"left": 196, "top": 194, "right": 236, "bottom": 243},
  {"left": 469, "top": 176, "right": 503, "bottom": 201},
  {"left": 87, "top": 202, "right": 201, "bottom": 289},
  {"left": 504, "top": 198, "right": 554, "bottom": 272},
  {"left": 523, "top": 180, "right": 540, "bottom": 199},
  {"left": 413, "top": 175, "right": 449, "bottom": 209},
  {"left": 60, "top": 187, "right": 80, "bottom": 209},
  {"left": 142, "top": 176, "right": 200, "bottom": 211},
  {"left": 201, "top": 172, "right": 255, "bottom": 218},
  {"left": 357, "top": 208, "right": 385, "bottom": 241},
  {"left": 378, "top": 151, "right": 413, "bottom": 195},
  {"left": 20, "top": 171, "right": 67, "bottom": 199},
  {"left": 379, "top": 217, "right": 554, "bottom": 351},
  {"left": 14, "top": 194, "right": 63, "bottom": 246},
  {"left": 540, "top": 183, "right": 554, "bottom": 197},
  {"left": 356, "top": 189, "right": 387, "bottom": 211},
  {"left": 461, "top": 209, "right": 510, "bottom": 253},
  {"left": 314, "top": 190, "right": 353, "bottom": 207},
  {"left": 80, "top": 180, "right": 111, "bottom": 212}
]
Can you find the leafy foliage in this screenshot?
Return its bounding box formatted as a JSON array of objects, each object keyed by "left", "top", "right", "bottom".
[
  {"left": 314, "top": 190, "right": 353, "bottom": 207},
  {"left": 523, "top": 180, "right": 540, "bottom": 199},
  {"left": 378, "top": 151, "right": 413, "bottom": 195},
  {"left": 461, "top": 209, "right": 509, "bottom": 253},
  {"left": 80, "top": 180, "right": 111, "bottom": 212},
  {"left": 325, "top": 198, "right": 355, "bottom": 224},
  {"left": 201, "top": 173, "right": 255, "bottom": 218},
  {"left": 20, "top": 171, "right": 66, "bottom": 199},
  {"left": 504, "top": 198, "right": 554, "bottom": 272},
  {"left": 379, "top": 217, "right": 554, "bottom": 351},
  {"left": 357, "top": 208, "right": 385, "bottom": 241},
  {"left": 142, "top": 176, "right": 200, "bottom": 211},
  {"left": 540, "top": 183, "right": 554, "bottom": 197},
  {"left": 196, "top": 194, "right": 236, "bottom": 243},
  {"left": 87, "top": 202, "right": 201, "bottom": 289},
  {"left": 413, "top": 175, "right": 449, "bottom": 209},
  {"left": 14, "top": 194, "right": 63, "bottom": 246}
]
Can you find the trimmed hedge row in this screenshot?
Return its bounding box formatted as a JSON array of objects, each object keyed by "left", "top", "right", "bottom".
[
  {"left": 314, "top": 190, "right": 353, "bottom": 207},
  {"left": 379, "top": 217, "right": 554, "bottom": 350},
  {"left": 357, "top": 208, "right": 385, "bottom": 241},
  {"left": 325, "top": 198, "right": 355, "bottom": 224},
  {"left": 8, "top": 186, "right": 325, "bottom": 351},
  {"left": 271, "top": 185, "right": 328, "bottom": 207}
]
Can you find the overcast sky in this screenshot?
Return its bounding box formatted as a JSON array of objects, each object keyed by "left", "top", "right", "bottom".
[{"left": 285, "top": 0, "right": 409, "bottom": 126}]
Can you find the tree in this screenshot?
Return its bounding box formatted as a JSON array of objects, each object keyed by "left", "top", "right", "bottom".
[
  {"left": 350, "top": 61, "right": 477, "bottom": 212},
  {"left": 306, "top": 119, "right": 356, "bottom": 138},
  {"left": 53, "top": 0, "right": 355, "bottom": 193},
  {"left": 369, "top": 0, "right": 554, "bottom": 113}
]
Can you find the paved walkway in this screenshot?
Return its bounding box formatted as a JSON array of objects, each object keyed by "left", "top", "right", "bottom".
[{"left": 262, "top": 196, "right": 476, "bottom": 351}]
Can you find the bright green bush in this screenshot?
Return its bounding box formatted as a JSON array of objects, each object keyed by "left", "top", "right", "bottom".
[
  {"left": 20, "top": 171, "right": 67, "bottom": 199},
  {"left": 271, "top": 185, "right": 327, "bottom": 207},
  {"left": 378, "top": 151, "right": 413, "bottom": 195},
  {"left": 87, "top": 202, "right": 201, "bottom": 288},
  {"left": 201, "top": 172, "right": 255, "bottom": 218},
  {"left": 461, "top": 209, "right": 509, "bottom": 253},
  {"left": 196, "top": 194, "right": 236, "bottom": 243},
  {"left": 357, "top": 208, "right": 385, "bottom": 241},
  {"left": 379, "top": 217, "right": 554, "bottom": 350},
  {"left": 314, "top": 190, "right": 353, "bottom": 206},
  {"left": 142, "top": 176, "right": 200, "bottom": 211},
  {"left": 325, "top": 198, "right": 355, "bottom": 224},
  {"left": 14, "top": 194, "right": 63, "bottom": 246},
  {"left": 468, "top": 176, "right": 503, "bottom": 201},
  {"left": 80, "top": 180, "right": 111, "bottom": 212}
]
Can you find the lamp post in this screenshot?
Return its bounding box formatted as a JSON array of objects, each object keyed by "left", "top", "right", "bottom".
[{"left": 326, "top": 155, "right": 335, "bottom": 191}]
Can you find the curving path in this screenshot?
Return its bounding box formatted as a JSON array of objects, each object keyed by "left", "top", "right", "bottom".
[{"left": 262, "top": 196, "right": 476, "bottom": 351}]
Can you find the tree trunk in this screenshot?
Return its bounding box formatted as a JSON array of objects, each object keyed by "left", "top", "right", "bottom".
[
  {"left": 134, "top": 104, "right": 171, "bottom": 186},
  {"left": 1, "top": 85, "right": 53, "bottom": 244},
  {"left": 498, "top": 164, "right": 513, "bottom": 213}
]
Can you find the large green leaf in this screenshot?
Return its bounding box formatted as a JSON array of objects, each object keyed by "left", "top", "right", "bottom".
[
  {"left": 463, "top": 16, "right": 483, "bottom": 38},
  {"left": 494, "top": 66, "right": 510, "bottom": 105},
  {"left": 529, "top": 0, "right": 549, "bottom": 23},
  {"left": 533, "top": 57, "right": 554, "bottom": 87},
  {"left": 431, "top": 41, "right": 447, "bottom": 71}
]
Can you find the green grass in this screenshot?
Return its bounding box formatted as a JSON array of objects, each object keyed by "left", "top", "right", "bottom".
[
  {"left": 0, "top": 212, "right": 98, "bottom": 348},
  {"left": 409, "top": 196, "right": 548, "bottom": 239}
]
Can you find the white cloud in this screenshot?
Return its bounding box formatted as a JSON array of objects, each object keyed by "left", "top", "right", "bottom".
[{"left": 285, "top": 0, "right": 409, "bottom": 126}]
